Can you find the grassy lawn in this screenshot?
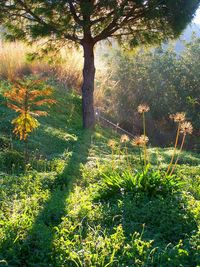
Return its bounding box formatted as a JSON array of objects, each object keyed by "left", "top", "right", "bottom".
[{"left": 0, "top": 84, "right": 200, "bottom": 267}]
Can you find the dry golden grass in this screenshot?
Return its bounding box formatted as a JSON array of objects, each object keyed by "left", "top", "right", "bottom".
[
  {"left": 0, "top": 41, "right": 113, "bottom": 111},
  {"left": 0, "top": 41, "right": 83, "bottom": 91},
  {"left": 0, "top": 42, "right": 31, "bottom": 80},
  {"left": 94, "top": 65, "right": 117, "bottom": 109},
  {"left": 53, "top": 47, "right": 83, "bottom": 92}
]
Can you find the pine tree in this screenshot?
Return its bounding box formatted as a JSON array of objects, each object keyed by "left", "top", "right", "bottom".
[{"left": 0, "top": 1, "right": 199, "bottom": 128}]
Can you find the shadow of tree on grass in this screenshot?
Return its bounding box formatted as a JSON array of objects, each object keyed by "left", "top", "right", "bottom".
[{"left": 1, "top": 129, "right": 92, "bottom": 267}]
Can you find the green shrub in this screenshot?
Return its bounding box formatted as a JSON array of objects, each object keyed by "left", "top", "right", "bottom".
[
  {"left": 100, "top": 38, "right": 200, "bottom": 147},
  {"left": 0, "top": 94, "right": 15, "bottom": 134},
  {"left": 0, "top": 150, "right": 25, "bottom": 173},
  {"left": 0, "top": 135, "right": 10, "bottom": 150}
]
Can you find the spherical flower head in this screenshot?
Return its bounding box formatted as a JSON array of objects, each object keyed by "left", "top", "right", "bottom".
[
  {"left": 131, "top": 136, "right": 142, "bottom": 146},
  {"left": 131, "top": 135, "right": 149, "bottom": 146},
  {"left": 180, "top": 121, "right": 193, "bottom": 135},
  {"left": 140, "top": 135, "right": 149, "bottom": 145},
  {"left": 137, "top": 104, "right": 150, "bottom": 114},
  {"left": 170, "top": 112, "right": 186, "bottom": 123},
  {"left": 108, "top": 139, "right": 116, "bottom": 148},
  {"left": 120, "top": 134, "right": 130, "bottom": 143}
]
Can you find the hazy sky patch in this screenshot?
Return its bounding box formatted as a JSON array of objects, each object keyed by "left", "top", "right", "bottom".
[{"left": 193, "top": 8, "right": 200, "bottom": 24}]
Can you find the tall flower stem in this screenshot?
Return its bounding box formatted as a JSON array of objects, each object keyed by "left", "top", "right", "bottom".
[
  {"left": 138, "top": 146, "right": 144, "bottom": 175},
  {"left": 24, "top": 90, "right": 28, "bottom": 164},
  {"left": 111, "top": 148, "right": 115, "bottom": 170},
  {"left": 24, "top": 139, "right": 28, "bottom": 164},
  {"left": 124, "top": 144, "right": 130, "bottom": 168},
  {"left": 170, "top": 133, "right": 186, "bottom": 176},
  {"left": 142, "top": 112, "right": 147, "bottom": 167},
  {"left": 119, "top": 146, "right": 122, "bottom": 164},
  {"left": 166, "top": 123, "right": 181, "bottom": 174}
]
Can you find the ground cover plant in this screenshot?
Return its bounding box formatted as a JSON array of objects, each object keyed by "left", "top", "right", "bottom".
[{"left": 0, "top": 79, "right": 199, "bottom": 266}]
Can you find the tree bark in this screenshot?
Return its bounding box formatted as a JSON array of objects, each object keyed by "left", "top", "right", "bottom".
[{"left": 81, "top": 41, "right": 95, "bottom": 128}]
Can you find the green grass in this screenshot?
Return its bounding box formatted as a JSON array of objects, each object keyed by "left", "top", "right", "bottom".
[{"left": 0, "top": 79, "right": 200, "bottom": 266}]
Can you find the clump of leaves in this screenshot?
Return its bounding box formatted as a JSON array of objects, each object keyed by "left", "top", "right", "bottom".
[
  {"left": 0, "top": 149, "right": 25, "bottom": 173},
  {"left": 98, "top": 167, "right": 181, "bottom": 200},
  {"left": 0, "top": 135, "right": 10, "bottom": 150}
]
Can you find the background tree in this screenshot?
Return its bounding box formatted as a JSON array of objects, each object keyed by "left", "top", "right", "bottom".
[
  {"left": 99, "top": 36, "right": 200, "bottom": 148},
  {"left": 0, "top": 0, "right": 199, "bottom": 128}
]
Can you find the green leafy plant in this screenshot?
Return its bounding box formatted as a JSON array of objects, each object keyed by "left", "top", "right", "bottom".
[
  {"left": 99, "top": 167, "right": 181, "bottom": 199},
  {"left": 0, "top": 135, "right": 11, "bottom": 151},
  {"left": 0, "top": 149, "right": 25, "bottom": 173}
]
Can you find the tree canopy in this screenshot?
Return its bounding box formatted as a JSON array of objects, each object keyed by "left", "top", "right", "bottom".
[{"left": 0, "top": 1, "right": 199, "bottom": 46}]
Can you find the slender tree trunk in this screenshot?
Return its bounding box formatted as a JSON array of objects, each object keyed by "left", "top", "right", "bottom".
[
  {"left": 24, "top": 138, "right": 28, "bottom": 164},
  {"left": 81, "top": 41, "right": 95, "bottom": 128}
]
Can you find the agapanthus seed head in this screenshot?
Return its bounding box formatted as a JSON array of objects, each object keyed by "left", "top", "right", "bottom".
[
  {"left": 131, "top": 135, "right": 149, "bottom": 146},
  {"left": 137, "top": 104, "right": 150, "bottom": 114},
  {"left": 120, "top": 134, "right": 130, "bottom": 143},
  {"left": 180, "top": 121, "right": 193, "bottom": 135},
  {"left": 108, "top": 139, "right": 116, "bottom": 148},
  {"left": 170, "top": 112, "right": 186, "bottom": 123},
  {"left": 140, "top": 135, "right": 149, "bottom": 144},
  {"left": 131, "top": 136, "right": 142, "bottom": 146}
]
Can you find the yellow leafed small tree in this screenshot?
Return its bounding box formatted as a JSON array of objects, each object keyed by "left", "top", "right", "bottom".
[{"left": 4, "top": 79, "right": 56, "bottom": 161}]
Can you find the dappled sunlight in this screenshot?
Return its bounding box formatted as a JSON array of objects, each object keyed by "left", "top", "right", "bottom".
[{"left": 43, "top": 126, "right": 77, "bottom": 142}]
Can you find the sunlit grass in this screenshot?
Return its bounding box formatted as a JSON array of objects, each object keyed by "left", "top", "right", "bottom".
[{"left": 0, "top": 43, "right": 199, "bottom": 266}]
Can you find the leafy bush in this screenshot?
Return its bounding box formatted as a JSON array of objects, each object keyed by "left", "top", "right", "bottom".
[
  {"left": 4, "top": 79, "right": 56, "bottom": 140},
  {"left": 0, "top": 150, "right": 24, "bottom": 173},
  {"left": 0, "top": 135, "right": 10, "bottom": 150},
  {"left": 0, "top": 92, "right": 15, "bottom": 134},
  {"left": 100, "top": 37, "right": 200, "bottom": 147}
]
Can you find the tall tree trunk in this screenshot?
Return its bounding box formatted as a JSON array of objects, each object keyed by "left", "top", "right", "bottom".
[{"left": 81, "top": 41, "right": 95, "bottom": 128}]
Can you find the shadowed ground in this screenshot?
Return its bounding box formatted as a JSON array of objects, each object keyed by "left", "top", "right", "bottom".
[{"left": 0, "top": 130, "right": 92, "bottom": 267}]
